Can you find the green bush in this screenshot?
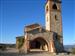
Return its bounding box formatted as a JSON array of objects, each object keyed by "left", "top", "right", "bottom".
[
  {"left": 72, "top": 48, "right": 75, "bottom": 54},
  {"left": 0, "top": 45, "right": 6, "bottom": 50},
  {"left": 17, "top": 38, "right": 24, "bottom": 49}
]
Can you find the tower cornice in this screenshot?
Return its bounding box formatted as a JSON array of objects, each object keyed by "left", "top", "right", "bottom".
[{"left": 45, "top": 0, "right": 61, "bottom": 5}]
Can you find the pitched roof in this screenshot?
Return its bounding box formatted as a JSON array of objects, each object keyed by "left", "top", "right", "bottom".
[
  {"left": 25, "top": 23, "right": 41, "bottom": 32},
  {"left": 25, "top": 23, "right": 40, "bottom": 28}
]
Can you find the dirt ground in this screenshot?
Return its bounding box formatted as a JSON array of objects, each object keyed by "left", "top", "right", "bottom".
[{"left": 0, "top": 48, "right": 75, "bottom": 56}]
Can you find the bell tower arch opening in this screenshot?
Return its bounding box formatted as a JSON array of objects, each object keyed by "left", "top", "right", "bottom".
[
  {"left": 52, "top": 4, "right": 57, "bottom": 10},
  {"left": 30, "top": 37, "right": 48, "bottom": 51}
]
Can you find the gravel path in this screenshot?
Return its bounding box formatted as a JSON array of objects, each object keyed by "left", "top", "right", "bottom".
[
  {"left": 0, "top": 52, "right": 75, "bottom": 56},
  {"left": 0, "top": 48, "right": 75, "bottom": 56}
]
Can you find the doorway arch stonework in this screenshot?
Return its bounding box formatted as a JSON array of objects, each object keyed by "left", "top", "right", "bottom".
[
  {"left": 23, "top": 30, "right": 57, "bottom": 53},
  {"left": 30, "top": 37, "right": 48, "bottom": 51}
]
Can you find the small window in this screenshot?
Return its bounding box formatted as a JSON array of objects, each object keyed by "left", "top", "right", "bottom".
[
  {"left": 55, "top": 34, "right": 58, "bottom": 40},
  {"left": 52, "top": 4, "right": 57, "bottom": 10},
  {"left": 55, "top": 15, "right": 58, "bottom": 20},
  {"left": 46, "top": 6, "right": 48, "bottom": 13}
]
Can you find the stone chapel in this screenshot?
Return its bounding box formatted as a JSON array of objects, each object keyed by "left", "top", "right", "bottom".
[{"left": 16, "top": 0, "right": 64, "bottom": 53}]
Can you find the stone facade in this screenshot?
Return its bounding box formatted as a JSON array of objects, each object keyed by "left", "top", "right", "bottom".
[{"left": 16, "top": 0, "right": 64, "bottom": 54}]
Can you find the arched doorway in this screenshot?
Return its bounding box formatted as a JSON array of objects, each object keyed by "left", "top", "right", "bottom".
[{"left": 30, "top": 37, "right": 48, "bottom": 51}]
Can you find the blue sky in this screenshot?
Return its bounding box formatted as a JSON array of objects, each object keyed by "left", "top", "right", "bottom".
[{"left": 0, "top": 0, "right": 75, "bottom": 45}]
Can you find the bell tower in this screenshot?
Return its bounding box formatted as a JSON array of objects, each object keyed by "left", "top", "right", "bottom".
[
  {"left": 45, "top": 0, "right": 64, "bottom": 52},
  {"left": 45, "top": 0, "right": 62, "bottom": 34}
]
